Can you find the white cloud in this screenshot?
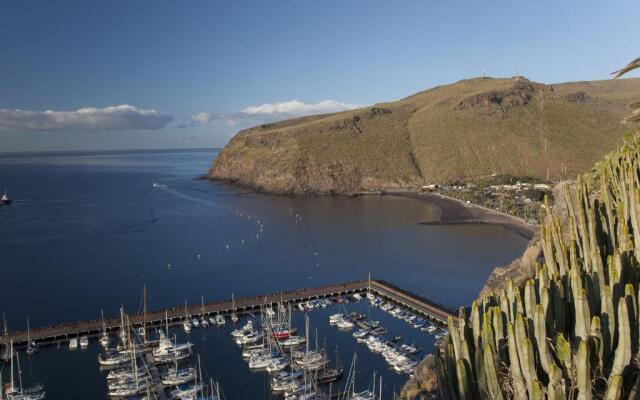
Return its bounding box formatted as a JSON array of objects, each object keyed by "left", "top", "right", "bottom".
[
  {"left": 0, "top": 104, "right": 173, "bottom": 131},
  {"left": 187, "top": 99, "right": 361, "bottom": 128},
  {"left": 191, "top": 112, "right": 212, "bottom": 124},
  {"left": 242, "top": 99, "right": 360, "bottom": 116}
]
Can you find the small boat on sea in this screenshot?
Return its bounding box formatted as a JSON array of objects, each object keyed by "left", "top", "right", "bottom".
[
  {"left": 1, "top": 190, "right": 12, "bottom": 206},
  {"left": 69, "top": 338, "right": 78, "bottom": 350},
  {"left": 79, "top": 336, "right": 89, "bottom": 349}
]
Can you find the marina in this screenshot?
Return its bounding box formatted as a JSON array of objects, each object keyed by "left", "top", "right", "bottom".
[
  {"left": 0, "top": 279, "right": 455, "bottom": 351},
  {"left": 1, "top": 280, "right": 452, "bottom": 400}
]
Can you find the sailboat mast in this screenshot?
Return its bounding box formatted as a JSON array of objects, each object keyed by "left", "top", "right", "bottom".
[
  {"left": 143, "top": 285, "right": 147, "bottom": 342},
  {"left": 26, "top": 317, "right": 30, "bottom": 344},
  {"left": 9, "top": 340, "right": 14, "bottom": 393},
  {"left": 165, "top": 310, "right": 169, "bottom": 334},
  {"left": 373, "top": 370, "right": 376, "bottom": 398},
  {"left": 16, "top": 351, "right": 23, "bottom": 395},
  {"left": 197, "top": 354, "right": 203, "bottom": 396},
  {"left": 305, "top": 314, "right": 309, "bottom": 354},
  {"left": 3, "top": 312, "right": 7, "bottom": 336},
  {"left": 120, "top": 306, "right": 125, "bottom": 341}
]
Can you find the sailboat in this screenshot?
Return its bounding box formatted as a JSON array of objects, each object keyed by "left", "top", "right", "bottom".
[
  {"left": 339, "top": 353, "right": 377, "bottom": 400},
  {"left": 25, "top": 318, "right": 37, "bottom": 356},
  {"left": 108, "top": 316, "right": 149, "bottom": 397},
  {"left": 230, "top": 293, "right": 239, "bottom": 323},
  {"left": 137, "top": 285, "right": 148, "bottom": 340},
  {"left": 5, "top": 341, "right": 46, "bottom": 400},
  {"left": 317, "top": 346, "right": 343, "bottom": 384},
  {"left": 169, "top": 355, "right": 205, "bottom": 399},
  {"left": 162, "top": 350, "right": 197, "bottom": 386},
  {"left": 200, "top": 296, "right": 209, "bottom": 328},
  {"left": 100, "top": 309, "right": 110, "bottom": 348},
  {"left": 183, "top": 300, "right": 192, "bottom": 333},
  {"left": 294, "top": 315, "right": 326, "bottom": 371}
]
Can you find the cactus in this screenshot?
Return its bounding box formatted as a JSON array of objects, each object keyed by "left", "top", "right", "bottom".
[
  {"left": 605, "top": 376, "right": 623, "bottom": 400},
  {"left": 435, "top": 134, "right": 640, "bottom": 400},
  {"left": 483, "top": 344, "right": 504, "bottom": 400},
  {"left": 455, "top": 359, "right": 472, "bottom": 400},
  {"left": 577, "top": 340, "right": 592, "bottom": 400},
  {"left": 611, "top": 297, "right": 631, "bottom": 376}
]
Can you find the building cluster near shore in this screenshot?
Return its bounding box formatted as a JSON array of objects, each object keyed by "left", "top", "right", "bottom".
[{"left": 421, "top": 176, "right": 553, "bottom": 225}]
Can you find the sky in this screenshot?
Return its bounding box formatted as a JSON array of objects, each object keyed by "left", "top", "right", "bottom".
[{"left": 0, "top": 0, "right": 638, "bottom": 153}]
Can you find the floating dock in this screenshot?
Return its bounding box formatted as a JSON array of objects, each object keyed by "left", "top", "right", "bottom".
[{"left": 0, "top": 279, "right": 456, "bottom": 350}]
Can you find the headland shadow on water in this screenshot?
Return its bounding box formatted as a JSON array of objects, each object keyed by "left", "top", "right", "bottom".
[
  {"left": 384, "top": 191, "right": 537, "bottom": 240},
  {"left": 206, "top": 179, "right": 537, "bottom": 240}
]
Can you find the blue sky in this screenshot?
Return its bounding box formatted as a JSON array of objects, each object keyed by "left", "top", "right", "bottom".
[{"left": 0, "top": 0, "right": 638, "bottom": 152}]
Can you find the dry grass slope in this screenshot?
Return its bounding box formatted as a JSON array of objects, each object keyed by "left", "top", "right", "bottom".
[{"left": 210, "top": 76, "right": 640, "bottom": 194}]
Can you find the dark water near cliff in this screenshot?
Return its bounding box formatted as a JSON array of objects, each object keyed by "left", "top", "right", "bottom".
[{"left": 0, "top": 149, "right": 528, "bottom": 399}]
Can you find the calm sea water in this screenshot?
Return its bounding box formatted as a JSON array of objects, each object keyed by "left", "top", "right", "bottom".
[{"left": 0, "top": 149, "right": 528, "bottom": 399}]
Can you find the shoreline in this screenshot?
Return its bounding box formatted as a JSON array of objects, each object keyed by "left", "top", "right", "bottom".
[
  {"left": 383, "top": 190, "right": 537, "bottom": 240},
  {"left": 206, "top": 178, "right": 537, "bottom": 240}
]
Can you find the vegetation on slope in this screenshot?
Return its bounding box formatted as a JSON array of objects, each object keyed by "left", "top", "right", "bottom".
[
  {"left": 435, "top": 131, "right": 640, "bottom": 399},
  {"left": 210, "top": 77, "right": 640, "bottom": 194}
]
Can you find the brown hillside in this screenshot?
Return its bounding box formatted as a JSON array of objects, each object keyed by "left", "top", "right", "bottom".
[{"left": 209, "top": 77, "right": 640, "bottom": 194}]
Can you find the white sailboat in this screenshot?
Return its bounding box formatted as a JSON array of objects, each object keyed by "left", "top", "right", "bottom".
[
  {"left": 183, "top": 300, "right": 192, "bottom": 333},
  {"left": 200, "top": 296, "right": 209, "bottom": 328},
  {"left": 230, "top": 293, "right": 239, "bottom": 323},
  {"left": 25, "top": 318, "right": 37, "bottom": 356},
  {"left": 100, "top": 309, "right": 110, "bottom": 348},
  {"left": 5, "top": 341, "right": 46, "bottom": 400}
]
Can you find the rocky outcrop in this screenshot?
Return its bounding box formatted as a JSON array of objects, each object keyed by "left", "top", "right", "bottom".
[{"left": 400, "top": 354, "right": 439, "bottom": 400}]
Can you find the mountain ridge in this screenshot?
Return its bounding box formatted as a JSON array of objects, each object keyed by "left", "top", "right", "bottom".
[{"left": 209, "top": 76, "right": 640, "bottom": 194}]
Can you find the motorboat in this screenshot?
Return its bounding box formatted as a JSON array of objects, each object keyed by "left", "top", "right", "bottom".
[
  {"left": 336, "top": 319, "right": 354, "bottom": 330},
  {"left": 329, "top": 313, "right": 344, "bottom": 325}
]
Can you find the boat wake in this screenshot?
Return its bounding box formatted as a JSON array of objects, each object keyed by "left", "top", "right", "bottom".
[{"left": 154, "top": 184, "right": 228, "bottom": 210}]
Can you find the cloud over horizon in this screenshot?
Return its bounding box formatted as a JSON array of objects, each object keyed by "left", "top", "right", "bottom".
[
  {"left": 184, "top": 99, "right": 361, "bottom": 128},
  {"left": 0, "top": 105, "right": 173, "bottom": 131}
]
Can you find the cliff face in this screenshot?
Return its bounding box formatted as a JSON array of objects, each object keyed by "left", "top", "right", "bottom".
[{"left": 210, "top": 77, "right": 640, "bottom": 194}]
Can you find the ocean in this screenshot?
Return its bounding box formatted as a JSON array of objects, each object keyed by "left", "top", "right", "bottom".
[{"left": 0, "top": 148, "right": 528, "bottom": 399}]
